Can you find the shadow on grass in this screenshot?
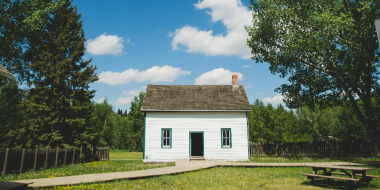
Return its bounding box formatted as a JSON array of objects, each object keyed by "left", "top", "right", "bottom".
[{"left": 301, "top": 179, "right": 375, "bottom": 189}]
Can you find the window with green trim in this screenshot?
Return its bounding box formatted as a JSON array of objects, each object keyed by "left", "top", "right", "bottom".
[
  {"left": 221, "top": 128, "right": 231, "bottom": 148},
  {"left": 161, "top": 128, "right": 172, "bottom": 148}
]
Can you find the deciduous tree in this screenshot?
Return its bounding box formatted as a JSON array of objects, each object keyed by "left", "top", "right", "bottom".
[{"left": 246, "top": 0, "right": 380, "bottom": 152}]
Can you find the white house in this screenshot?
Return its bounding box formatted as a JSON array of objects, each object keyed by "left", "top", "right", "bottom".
[{"left": 141, "top": 75, "right": 251, "bottom": 162}]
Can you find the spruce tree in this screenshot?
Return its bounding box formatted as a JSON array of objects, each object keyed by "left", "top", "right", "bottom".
[
  {"left": 0, "top": 80, "right": 24, "bottom": 147},
  {"left": 17, "top": 0, "right": 98, "bottom": 148}
]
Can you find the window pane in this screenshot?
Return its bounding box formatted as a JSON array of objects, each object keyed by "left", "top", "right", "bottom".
[
  {"left": 163, "top": 131, "right": 167, "bottom": 138},
  {"left": 167, "top": 131, "right": 170, "bottom": 138},
  {"left": 226, "top": 130, "right": 229, "bottom": 138},
  {"left": 167, "top": 139, "right": 170, "bottom": 146},
  {"left": 223, "top": 130, "right": 226, "bottom": 138},
  {"left": 223, "top": 139, "right": 226, "bottom": 146},
  {"left": 226, "top": 139, "right": 230, "bottom": 146},
  {"left": 163, "top": 138, "right": 167, "bottom": 146}
]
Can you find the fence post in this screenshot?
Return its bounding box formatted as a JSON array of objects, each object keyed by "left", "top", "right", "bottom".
[
  {"left": 64, "top": 147, "right": 67, "bottom": 166},
  {"left": 45, "top": 147, "right": 48, "bottom": 169},
  {"left": 72, "top": 147, "right": 75, "bottom": 165},
  {"left": 19, "top": 148, "right": 25, "bottom": 174},
  {"left": 2, "top": 148, "right": 9, "bottom": 175},
  {"left": 95, "top": 146, "right": 98, "bottom": 160},
  {"left": 107, "top": 146, "right": 110, "bottom": 161},
  {"left": 79, "top": 146, "right": 82, "bottom": 164},
  {"left": 34, "top": 148, "right": 37, "bottom": 170},
  {"left": 55, "top": 147, "right": 58, "bottom": 167}
]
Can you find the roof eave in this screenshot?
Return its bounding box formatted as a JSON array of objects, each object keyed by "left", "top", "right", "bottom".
[
  {"left": 0, "top": 71, "right": 15, "bottom": 80},
  {"left": 140, "top": 109, "right": 252, "bottom": 112}
]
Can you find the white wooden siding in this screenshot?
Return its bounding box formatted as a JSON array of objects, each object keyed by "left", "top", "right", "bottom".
[{"left": 144, "top": 112, "right": 249, "bottom": 162}]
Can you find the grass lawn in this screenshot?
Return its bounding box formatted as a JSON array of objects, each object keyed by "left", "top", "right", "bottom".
[
  {"left": 249, "top": 153, "right": 380, "bottom": 163},
  {"left": 109, "top": 150, "right": 143, "bottom": 160},
  {"left": 38, "top": 166, "right": 380, "bottom": 190},
  {"left": 0, "top": 160, "right": 174, "bottom": 182}
]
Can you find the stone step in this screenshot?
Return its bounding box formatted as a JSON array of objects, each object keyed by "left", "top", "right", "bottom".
[{"left": 190, "top": 157, "right": 205, "bottom": 161}]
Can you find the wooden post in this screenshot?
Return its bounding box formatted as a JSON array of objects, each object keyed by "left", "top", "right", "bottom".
[
  {"left": 63, "top": 147, "right": 67, "bottom": 166},
  {"left": 72, "top": 147, "right": 75, "bottom": 165},
  {"left": 19, "top": 149, "right": 25, "bottom": 174},
  {"left": 45, "top": 147, "right": 48, "bottom": 169},
  {"left": 79, "top": 146, "right": 82, "bottom": 164},
  {"left": 34, "top": 148, "right": 37, "bottom": 170},
  {"left": 55, "top": 147, "right": 58, "bottom": 167},
  {"left": 107, "top": 146, "right": 110, "bottom": 161},
  {"left": 95, "top": 146, "right": 98, "bottom": 160},
  {"left": 2, "top": 148, "right": 9, "bottom": 175}
]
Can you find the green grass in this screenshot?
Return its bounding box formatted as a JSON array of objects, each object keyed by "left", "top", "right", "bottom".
[
  {"left": 0, "top": 160, "right": 174, "bottom": 182},
  {"left": 249, "top": 153, "right": 380, "bottom": 163},
  {"left": 38, "top": 166, "right": 380, "bottom": 190},
  {"left": 109, "top": 150, "right": 143, "bottom": 160}
]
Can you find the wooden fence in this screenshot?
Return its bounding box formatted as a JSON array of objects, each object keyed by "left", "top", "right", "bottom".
[
  {"left": 95, "top": 146, "right": 109, "bottom": 161},
  {"left": 250, "top": 141, "right": 369, "bottom": 156},
  {"left": 0, "top": 146, "right": 109, "bottom": 175}
]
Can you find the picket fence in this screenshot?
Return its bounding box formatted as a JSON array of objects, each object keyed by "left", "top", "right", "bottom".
[
  {"left": 0, "top": 146, "right": 109, "bottom": 175},
  {"left": 250, "top": 141, "right": 369, "bottom": 156}
]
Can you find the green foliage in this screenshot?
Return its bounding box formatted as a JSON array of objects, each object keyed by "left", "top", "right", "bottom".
[
  {"left": 11, "top": 0, "right": 98, "bottom": 148},
  {"left": 246, "top": 0, "right": 380, "bottom": 152},
  {"left": 88, "top": 98, "right": 114, "bottom": 148},
  {"left": 249, "top": 99, "right": 302, "bottom": 143},
  {"left": 0, "top": 80, "right": 24, "bottom": 147},
  {"left": 249, "top": 99, "right": 368, "bottom": 143},
  {"left": 90, "top": 93, "right": 145, "bottom": 151},
  {"left": 296, "top": 104, "right": 337, "bottom": 141},
  {"left": 0, "top": 0, "right": 63, "bottom": 82},
  {"left": 126, "top": 92, "right": 145, "bottom": 151}
]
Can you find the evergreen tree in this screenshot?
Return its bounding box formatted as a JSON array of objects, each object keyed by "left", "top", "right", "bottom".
[
  {"left": 124, "top": 109, "right": 128, "bottom": 117},
  {"left": 0, "top": 80, "right": 24, "bottom": 147},
  {"left": 15, "top": 0, "right": 98, "bottom": 148}
]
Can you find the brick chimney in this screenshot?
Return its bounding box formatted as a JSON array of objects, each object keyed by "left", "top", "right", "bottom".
[{"left": 232, "top": 74, "right": 238, "bottom": 85}]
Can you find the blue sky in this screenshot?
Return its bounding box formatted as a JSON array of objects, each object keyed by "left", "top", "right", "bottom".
[{"left": 73, "top": 0, "right": 289, "bottom": 112}]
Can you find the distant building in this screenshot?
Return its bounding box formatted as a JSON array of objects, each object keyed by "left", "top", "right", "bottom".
[{"left": 141, "top": 74, "right": 251, "bottom": 162}]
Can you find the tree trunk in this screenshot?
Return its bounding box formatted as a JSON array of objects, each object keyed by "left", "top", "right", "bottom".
[{"left": 366, "top": 120, "right": 379, "bottom": 154}]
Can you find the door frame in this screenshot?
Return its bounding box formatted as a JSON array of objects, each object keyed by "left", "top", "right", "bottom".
[{"left": 189, "top": 131, "right": 204, "bottom": 157}]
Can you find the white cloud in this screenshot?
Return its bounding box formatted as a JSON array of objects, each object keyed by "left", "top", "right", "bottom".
[
  {"left": 170, "top": 0, "right": 252, "bottom": 59},
  {"left": 142, "top": 86, "right": 146, "bottom": 89},
  {"left": 194, "top": 68, "right": 243, "bottom": 85},
  {"left": 87, "top": 33, "right": 124, "bottom": 56},
  {"left": 246, "top": 85, "right": 251, "bottom": 88},
  {"left": 98, "top": 65, "right": 191, "bottom": 85},
  {"left": 114, "top": 96, "right": 134, "bottom": 106},
  {"left": 123, "top": 89, "right": 142, "bottom": 96},
  {"left": 262, "top": 94, "right": 284, "bottom": 104},
  {"left": 96, "top": 97, "right": 105, "bottom": 103},
  {"left": 243, "top": 65, "right": 252, "bottom": 68}
]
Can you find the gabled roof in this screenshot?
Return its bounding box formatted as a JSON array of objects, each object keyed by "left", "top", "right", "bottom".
[
  {"left": 141, "top": 84, "right": 251, "bottom": 111},
  {"left": 0, "top": 64, "right": 15, "bottom": 80}
]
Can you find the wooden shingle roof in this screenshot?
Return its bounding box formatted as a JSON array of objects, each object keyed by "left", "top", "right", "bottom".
[
  {"left": 0, "top": 64, "right": 15, "bottom": 79},
  {"left": 141, "top": 84, "right": 251, "bottom": 111}
]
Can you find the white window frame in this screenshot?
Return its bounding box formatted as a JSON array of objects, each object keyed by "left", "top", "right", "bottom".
[{"left": 221, "top": 128, "right": 232, "bottom": 148}]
